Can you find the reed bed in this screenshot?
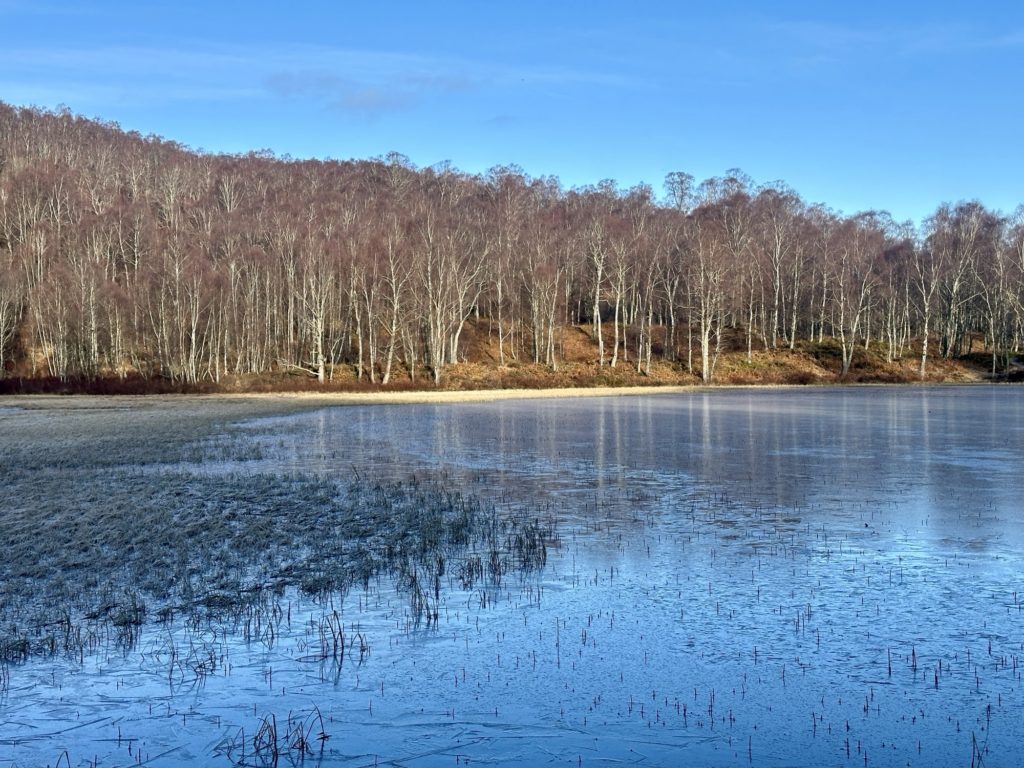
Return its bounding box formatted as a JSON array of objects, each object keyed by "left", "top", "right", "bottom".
[{"left": 0, "top": 399, "right": 554, "bottom": 664}]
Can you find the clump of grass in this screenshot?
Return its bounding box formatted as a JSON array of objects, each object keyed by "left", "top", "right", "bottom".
[
  {"left": 0, "top": 441, "right": 556, "bottom": 663},
  {"left": 224, "top": 707, "right": 329, "bottom": 766}
]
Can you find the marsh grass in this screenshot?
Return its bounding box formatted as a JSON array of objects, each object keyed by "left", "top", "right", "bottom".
[
  {"left": 0, "top": 467, "right": 552, "bottom": 662},
  {"left": 218, "top": 706, "right": 329, "bottom": 767},
  {"left": 0, "top": 401, "right": 554, "bottom": 664}
]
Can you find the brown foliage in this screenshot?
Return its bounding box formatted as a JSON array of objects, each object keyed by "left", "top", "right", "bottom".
[{"left": 0, "top": 102, "right": 1020, "bottom": 392}]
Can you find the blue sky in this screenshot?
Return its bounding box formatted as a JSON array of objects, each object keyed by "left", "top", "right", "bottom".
[{"left": 2, "top": 1, "right": 1022, "bottom": 224}]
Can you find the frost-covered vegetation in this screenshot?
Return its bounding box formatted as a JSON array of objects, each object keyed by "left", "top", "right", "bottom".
[{"left": 0, "top": 399, "right": 551, "bottom": 663}]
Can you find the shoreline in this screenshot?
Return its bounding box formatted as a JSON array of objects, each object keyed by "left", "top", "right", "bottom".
[
  {"left": 0, "top": 384, "right": 694, "bottom": 411},
  {"left": 0, "top": 380, "right": 1006, "bottom": 413}
]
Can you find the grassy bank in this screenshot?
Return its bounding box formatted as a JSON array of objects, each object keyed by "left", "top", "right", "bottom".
[{"left": 0, "top": 328, "right": 1010, "bottom": 396}]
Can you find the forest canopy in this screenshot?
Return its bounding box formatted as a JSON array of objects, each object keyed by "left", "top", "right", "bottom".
[{"left": 1, "top": 102, "right": 1021, "bottom": 389}]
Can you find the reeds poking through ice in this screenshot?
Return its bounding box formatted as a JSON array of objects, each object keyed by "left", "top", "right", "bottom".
[
  {"left": 224, "top": 706, "right": 330, "bottom": 767},
  {"left": 0, "top": 457, "right": 555, "bottom": 664},
  {"left": 7, "top": 391, "right": 1021, "bottom": 767}
]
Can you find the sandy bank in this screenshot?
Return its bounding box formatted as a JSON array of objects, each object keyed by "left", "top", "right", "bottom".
[
  {"left": 0, "top": 384, "right": 701, "bottom": 413},
  {"left": 221, "top": 384, "right": 700, "bottom": 406}
]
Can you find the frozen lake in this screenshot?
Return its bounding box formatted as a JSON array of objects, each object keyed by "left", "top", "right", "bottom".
[{"left": 1, "top": 386, "right": 1022, "bottom": 766}]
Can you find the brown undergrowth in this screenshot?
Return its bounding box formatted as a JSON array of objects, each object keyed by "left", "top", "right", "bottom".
[{"left": 0, "top": 323, "right": 1003, "bottom": 396}]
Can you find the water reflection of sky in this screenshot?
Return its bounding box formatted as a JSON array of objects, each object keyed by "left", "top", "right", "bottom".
[
  {"left": 251, "top": 385, "right": 1024, "bottom": 557},
  {"left": 6, "top": 386, "right": 1023, "bottom": 767},
  {"left": 152, "top": 387, "right": 1024, "bottom": 768}
]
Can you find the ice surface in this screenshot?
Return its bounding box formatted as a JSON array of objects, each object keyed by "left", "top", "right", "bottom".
[{"left": 2, "top": 386, "right": 1021, "bottom": 767}]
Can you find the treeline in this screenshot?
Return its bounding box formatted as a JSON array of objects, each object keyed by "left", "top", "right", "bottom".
[{"left": 0, "top": 102, "right": 1022, "bottom": 387}]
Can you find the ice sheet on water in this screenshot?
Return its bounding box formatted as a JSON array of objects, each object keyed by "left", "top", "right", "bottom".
[{"left": 3, "top": 385, "right": 1023, "bottom": 767}]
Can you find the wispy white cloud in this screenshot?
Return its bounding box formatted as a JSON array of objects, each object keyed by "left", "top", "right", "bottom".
[
  {"left": 260, "top": 44, "right": 635, "bottom": 116},
  {"left": 0, "top": 83, "right": 122, "bottom": 109},
  {"left": 0, "top": 40, "right": 637, "bottom": 118},
  {"left": 265, "top": 71, "right": 418, "bottom": 117},
  {"left": 764, "top": 18, "right": 1024, "bottom": 59},
  {"left": 661, "top": 14, "right": 1024, "bottom": 90},
  {"left": 484, "top": 114, "right": 518, "bottom": 128},
  {"left": 263, "top": 58, "right": 476, "bottom": 118},
  {"left": 0, "top": 0, "right": 96, "bottom": 15},
  {"left": 1, "top": 45, "right": 257, "bottom": 79}
]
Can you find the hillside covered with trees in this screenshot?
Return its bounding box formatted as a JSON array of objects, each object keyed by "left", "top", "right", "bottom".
[{"left": 0, "top": 102, "right": 1021, "bottom": 392}]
